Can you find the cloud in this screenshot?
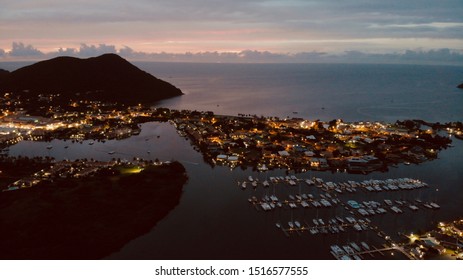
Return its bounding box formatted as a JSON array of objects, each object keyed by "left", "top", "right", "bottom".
[
  {"left": 370, "top": 22, "right": 463, "bottom": 30},
  {"left": 9, "top": 42, "right": 43, "bottom": 57},
  {"left": 1, "top": 42, "right": 462, "bottom": 65},
  {"left": 76, "top": 44, "right": 117, "bottom": 57},
  {"left": 1, "top": 0, "right": 462, "bottom": 54},
  {"left": 55, "top": 47, "right": 77, "bottom": 56}
]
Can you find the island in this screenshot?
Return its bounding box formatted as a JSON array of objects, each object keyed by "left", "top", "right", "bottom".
[{"left": 0, "top": 159, "right": 188, "bottom": 259}]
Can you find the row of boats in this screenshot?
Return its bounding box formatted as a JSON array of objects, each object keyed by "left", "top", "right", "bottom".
[
  {"left": 248, "top": 193, "right": 341, "bottom": 211},
  {"left": 350, "top": 198, "right": 440, "bottom": 217},
  {"left": 242, "top": 176, "right": 429, "bottom": 196},
  {"left": 276, "top": 216, "right": 371, "bottom": 235},
  {"left": 330, "top": 242, "right": 371, "bottom": 260},
  {"left": 307, "top": 177, "right": 428, "bottom": 194}
]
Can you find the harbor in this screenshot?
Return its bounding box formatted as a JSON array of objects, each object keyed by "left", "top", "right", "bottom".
[
  {"left": 238, "top": 174, "right": 444, "bottom": 259},
  {"left": 3, "top": 120, "right": 462, "bottom": 260}
]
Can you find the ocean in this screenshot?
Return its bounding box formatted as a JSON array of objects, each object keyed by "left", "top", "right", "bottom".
[
  {"left": 2, "top": 62, "right": 463, "bottom": 259},
  {"left": 141, "top": 62, "right": 463, "bottom": 123}
]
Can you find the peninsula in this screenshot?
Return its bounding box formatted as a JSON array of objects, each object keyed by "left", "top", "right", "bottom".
[{"left": 0, "top": 53, "right": 183, "bottom": 105}]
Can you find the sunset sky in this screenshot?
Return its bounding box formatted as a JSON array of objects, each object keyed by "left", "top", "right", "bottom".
[{"left": 1, "top": 0, "right": 462, "bottom": 59}]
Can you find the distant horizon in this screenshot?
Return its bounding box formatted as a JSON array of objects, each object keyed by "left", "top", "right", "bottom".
[{"left": 1, "top": 42, "right": 463, "bottom": 66}]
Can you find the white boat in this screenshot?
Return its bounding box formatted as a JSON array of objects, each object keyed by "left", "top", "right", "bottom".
[
  {"left": 261, "top": 203, "right": 272, "bottom": 211},
  {"left": 294, "top": 221, "right": 301, "bottom": 228},
  {"left": 353, "top": 224, "right": 362, "bottom": 231},
  {"left": 330, "top": 245, "right": 345, "bottom": 257},
  {"left": 409, "top": 205, "right": 419, "bottom": 211},
  {"left": 248, "top": 176, "right": 254, "bottom": 182},
  {"left": 241, "top": 182, "right": 247, "bottom": 189},
  {"left": 108, "top": 151, "right": 115, "bottom": 155},
  {"left": 350, "top": 242, "right": 361, "bottom": 252},
  {"left": 423, "top": 203, "right": 433, "bottom": 209},
  {"left": 343, "top": 245, "right": 355, "bottom": 255},
  {"left": 88, "top": 141, "right": 94, "bottom": 145},
  {"left": 430, "top": 202, "right": 440, "bottom": 209},
  {"left": 301, "top": 201, "right": 310, "bottom": 208},
  {"left": 305, "top": 179, "right": 314, "bottom": 185},
  {"left": 289, "top": 202, "right": 297, "bottom": 209},
  {"left": 361, "top": 242, "right": 370, "bottom": 250},
  {"left": 275, "top": 223, "right": 281, "bottom": 229},
  {"left": 288, "top": 221, "right": 294, "bottom": 228},
  {"left": 312, "top": 219, "right": 319, "bottom": 226},
  {"left": 46, "top": 145, "right": 53, "bottom": 149}
]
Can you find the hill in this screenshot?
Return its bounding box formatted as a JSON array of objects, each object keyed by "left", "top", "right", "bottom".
[
  {"left": 0, "top": 69, "right": 9, "bottom": 80},
  {"left": 0, "top": 54, "right": 182, "bottom": 104}
]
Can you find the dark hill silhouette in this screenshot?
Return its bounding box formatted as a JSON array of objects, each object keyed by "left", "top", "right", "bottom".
[
  {"left": 0, "top": 54, "right": 182, "bottom": 104},
  {"left": 0, "top": 69, "right": 9, "bottom": 80}
]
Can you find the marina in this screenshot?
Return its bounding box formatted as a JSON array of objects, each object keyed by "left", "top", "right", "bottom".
[
  {"left": 240, "top": 174, "right": 444, "bottom": 259},
  {"left": 3, "top": 120, "right": 459, "bottom": 260}
]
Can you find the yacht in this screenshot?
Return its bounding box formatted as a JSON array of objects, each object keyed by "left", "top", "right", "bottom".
[
  {"left": 350, "top": 242, "right": 361, "bottom": 252},
  {"left": 430, "top": 202, "right": 440, "bottom": 209},
  {"left": 330, "top": 245, "right": 345, "bottom": 257},
  {"left": 361, "top": 242, "right": 370, "bottom": 251}
]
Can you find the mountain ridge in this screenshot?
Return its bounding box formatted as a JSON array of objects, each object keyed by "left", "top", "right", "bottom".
[{"left": 0, "top": 53, "right": 182, "bottom": 104}]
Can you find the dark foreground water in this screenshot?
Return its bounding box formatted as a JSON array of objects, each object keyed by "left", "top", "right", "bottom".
[{"left": 3, "top": 62, "right": 463, "bottom": 259}]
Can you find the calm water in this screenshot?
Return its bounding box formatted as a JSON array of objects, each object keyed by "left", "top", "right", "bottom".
[
  {"left": 4, "top": 62, "right": 463, "bottom": 259},
  {"left": 141, "top": 62, "right": 463, "bottom": 123}
]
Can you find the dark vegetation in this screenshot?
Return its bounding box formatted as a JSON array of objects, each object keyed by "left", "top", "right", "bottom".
[{"left": 0, "top": 161, "right": 187, "bottom": 259}]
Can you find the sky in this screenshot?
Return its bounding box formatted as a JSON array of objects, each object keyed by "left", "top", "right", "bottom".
[{"left": 1, "top": 0, "right": 463, "bottom": 63}]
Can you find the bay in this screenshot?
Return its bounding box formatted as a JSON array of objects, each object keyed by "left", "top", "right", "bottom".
[{"left": 4, "top": 62, "right": 463, "bottom": 259}]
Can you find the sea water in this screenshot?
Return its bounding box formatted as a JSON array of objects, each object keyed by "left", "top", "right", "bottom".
[{"left": 3, "top": 62, "right": 463, "bottom": 259}]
